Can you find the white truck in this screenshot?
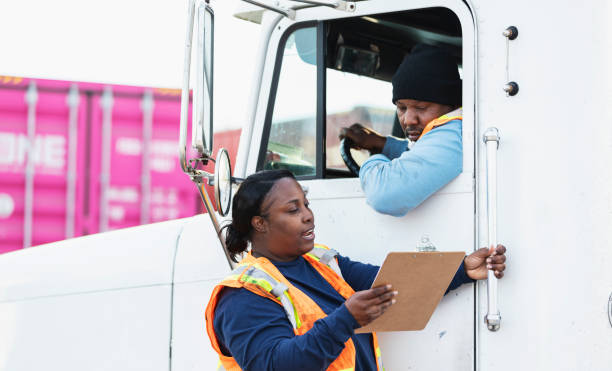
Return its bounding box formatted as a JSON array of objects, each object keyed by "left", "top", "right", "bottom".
[{"left": 1, "top": 0, "right": 611, "bottom": 370}]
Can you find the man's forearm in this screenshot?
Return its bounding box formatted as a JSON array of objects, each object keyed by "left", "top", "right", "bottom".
[{"left": 359, "top": 121, "right": 463, "bottom": 216}]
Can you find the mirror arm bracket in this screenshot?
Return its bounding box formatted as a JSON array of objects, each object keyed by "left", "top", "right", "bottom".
[
  {"left": 241, "top": 0, "right": 296, "bottom": 19},
  {"left": 292, "top": 0, "right": 356, "bottom": 11},
  {"left": 189, "top": 171, "right": 214, "bottom": 185}
]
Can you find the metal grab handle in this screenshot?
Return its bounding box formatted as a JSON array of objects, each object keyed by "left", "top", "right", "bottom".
[{"left": 483, "top": 127, "right": 501, "bottom": 331}]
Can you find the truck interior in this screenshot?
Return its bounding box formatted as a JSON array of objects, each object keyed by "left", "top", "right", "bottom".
[{"left": 260, "top": 6, "right": 462, "bottom": 178}]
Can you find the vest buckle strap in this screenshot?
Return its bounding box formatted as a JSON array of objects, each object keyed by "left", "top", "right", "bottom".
[
  {"left": 320, "top": 249, "right": 337, "bottom": 264},
  {"left": 270, "top": 282, "right": 288, "bottom": 297},
  {"left": 309, "top": 247, "right": 343, "bottom": 279}
]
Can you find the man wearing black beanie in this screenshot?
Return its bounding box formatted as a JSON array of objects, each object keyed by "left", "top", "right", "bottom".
[{"left": 340, "top": 44, "right": 463, "bottom": 217}]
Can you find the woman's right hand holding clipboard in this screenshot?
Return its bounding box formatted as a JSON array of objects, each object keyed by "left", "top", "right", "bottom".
[{"left": 345, "top": 284, "right": 398, "bottom": 326}]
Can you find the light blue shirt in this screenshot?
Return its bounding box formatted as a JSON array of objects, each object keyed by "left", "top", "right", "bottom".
[{"left": 359, "top": 120, "right": 462, "bottom": 217}]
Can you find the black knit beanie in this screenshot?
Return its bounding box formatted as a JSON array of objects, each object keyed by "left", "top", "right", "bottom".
[{"left": 391, "top": 44, "right": 462, "bottom": 106}]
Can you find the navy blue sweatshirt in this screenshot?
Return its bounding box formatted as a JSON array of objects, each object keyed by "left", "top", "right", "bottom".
[{"left": 212, "top": 254, "right": 473, "bottom": 371}]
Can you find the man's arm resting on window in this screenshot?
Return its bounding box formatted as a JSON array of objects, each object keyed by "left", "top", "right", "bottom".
[{"left": 359, "top": 121, "right": 463, "bottom": 217}]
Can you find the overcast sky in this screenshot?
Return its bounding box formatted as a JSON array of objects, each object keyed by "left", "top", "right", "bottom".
[{"left": 0, "top": 0, "right": 259, "bottom": 130}]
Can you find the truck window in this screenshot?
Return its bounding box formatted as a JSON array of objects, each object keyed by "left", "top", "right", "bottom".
[
  {"left": 259, "top": 8, "right": 463, "bottom": 180},
  {"left": 261, "top": 26, "right": 317, "bottom": 177},
  {"left": 325, "top": 67, "right": 395, "bottom": 173}
]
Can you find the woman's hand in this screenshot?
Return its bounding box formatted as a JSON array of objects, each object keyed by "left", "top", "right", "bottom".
[
  {"left": 345, "top": 284, "right": 397, "bottom": 327},
  {"left": 465, "top": 244, "right": 507, "bottom": 280}
]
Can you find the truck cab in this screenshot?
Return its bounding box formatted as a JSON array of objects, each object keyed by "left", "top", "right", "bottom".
[{"left": 228, "top": 2, "right": 477, "bottom": 368}]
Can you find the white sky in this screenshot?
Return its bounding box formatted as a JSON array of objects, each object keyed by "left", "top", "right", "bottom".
[
  {"left": 0, "top": 0, "right": 259, "bottom": 130},
  {"left": 0, "top": 0, "right": 396, "bottom": 131}
]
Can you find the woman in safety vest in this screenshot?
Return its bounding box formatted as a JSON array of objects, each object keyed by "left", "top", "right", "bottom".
[{"left": 205, "top": 170, "right": 507, "bottom": 371}]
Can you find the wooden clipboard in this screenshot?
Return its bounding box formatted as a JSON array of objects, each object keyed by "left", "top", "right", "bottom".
[{"left": 355, "top": 251, "right": 465, "bottom": 333}]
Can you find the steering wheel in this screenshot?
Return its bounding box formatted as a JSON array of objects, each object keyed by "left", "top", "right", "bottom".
[{"left": 339, "top": 138, "right": 361, "bottom": 176}]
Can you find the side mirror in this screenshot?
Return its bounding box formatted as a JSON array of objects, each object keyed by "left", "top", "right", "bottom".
[
  {"left": 179, "top": 0, "right": 214, "bottom": 173},
  {"left": 214, "top": 148, "right": 232, "bottom": 217},
  {"left": 193, "top": 3, "right": 214, "bottom": 154},
  {"left": 178, "top": 1, "right": 237, "bottom": 267}
]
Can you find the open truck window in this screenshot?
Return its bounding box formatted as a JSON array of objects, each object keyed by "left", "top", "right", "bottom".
[
  {"left": 261, "top": 26, "right": 318, "bottom": 177},
  {"left": 258, "top": 7, "right": 463, "bottom": 179}
]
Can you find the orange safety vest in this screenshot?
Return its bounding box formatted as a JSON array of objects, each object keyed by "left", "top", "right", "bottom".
[
  {"left": 417, "top": 107, "right": 463, "bottom": 140},
  {"left": 205, "top": 244, "right": 384, "bottom": 371}
]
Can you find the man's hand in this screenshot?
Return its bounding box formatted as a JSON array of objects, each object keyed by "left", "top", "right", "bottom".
[
  {"left": 339, "top": 123, "right": 387, "bottom": 154},
  {"left": 265, "top": 150, "right": 281, "bottom": 162},
  {"left": 345, "top": 284, "right": 397, "bottom": 326},
  {"left": 464, "top": 244, "right": 507, "bottom": 280}
]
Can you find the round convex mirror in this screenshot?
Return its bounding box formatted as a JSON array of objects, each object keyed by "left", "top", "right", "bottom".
[{"left": 214, "top": 148, "right": 232, "bottom": 216}]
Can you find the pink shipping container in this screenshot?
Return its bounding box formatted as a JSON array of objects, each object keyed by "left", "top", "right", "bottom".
[
  {"left": 0, "top": 77, "right": 233, "bottom": 254},
  {"left": 85, "top": 86, "right": 201, "bottom": 234}
]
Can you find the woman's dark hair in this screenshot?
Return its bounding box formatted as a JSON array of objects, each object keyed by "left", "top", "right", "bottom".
[{"left": 222, "top": 169, "right": 296, "bottom": 262}]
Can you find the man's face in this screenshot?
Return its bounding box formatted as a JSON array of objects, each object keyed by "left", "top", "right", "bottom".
[{"left": 395, "top": 99, "right": 455, "bottom": 141}]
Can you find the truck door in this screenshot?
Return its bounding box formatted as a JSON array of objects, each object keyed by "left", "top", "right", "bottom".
[{"left": 246, "top": 1, "right": 477, "bottom": 369}]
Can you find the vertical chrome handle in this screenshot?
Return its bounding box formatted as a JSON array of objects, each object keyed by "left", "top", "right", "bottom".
[{"left": 483, "top": 127, "right": 501, "bottom": 331}]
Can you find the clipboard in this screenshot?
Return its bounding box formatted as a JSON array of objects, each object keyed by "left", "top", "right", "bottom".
[{"left": 355, "top": 251, "right": 465, "bottom": 333}]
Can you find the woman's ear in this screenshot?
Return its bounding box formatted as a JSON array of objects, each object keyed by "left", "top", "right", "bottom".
[{"left": 251, "top": 216, "right": 267, "bottom": 234}]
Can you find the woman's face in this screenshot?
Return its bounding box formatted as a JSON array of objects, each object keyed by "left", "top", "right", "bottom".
[{"left": 251, "top": 177, "right": 315, "bottom": 262}]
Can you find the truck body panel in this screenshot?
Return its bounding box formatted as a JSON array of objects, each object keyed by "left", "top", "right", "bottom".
[
  {"left": 0, "top": 218, "right": 186, "bottom": 370},
  {"left": 473, "top": 0, "right": 612, "bottom": 368},
  {"left": 170, "top": 214, "right": 233, "bottom": 370}
]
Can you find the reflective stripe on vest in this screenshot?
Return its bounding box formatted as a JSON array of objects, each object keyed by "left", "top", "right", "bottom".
[
  {"left": 223, "top": 260, "right": 302, "bottom": 329},
  {"left": 205, "top": 244, "right": 383, "bottom": 371},
  {"left": 417, "top": 107, "right": 463, "bottom": 140},
  {"left": 376, "top": 345, "right": 384, "bottom": 371},
  {"left": 231, "top": 245, "right": 343, "bottom": 330},
  {"left": 305, "top": 245, "right": 344, "bottom": 279},
  {"left": 240, "top": 264, "right": 301, "bottom": 329}
]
